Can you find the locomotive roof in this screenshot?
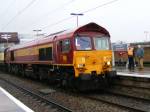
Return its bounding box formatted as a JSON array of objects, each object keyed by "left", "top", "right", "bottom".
[{"left": 8, "top": 22, "right": 110, "bottom": 51}]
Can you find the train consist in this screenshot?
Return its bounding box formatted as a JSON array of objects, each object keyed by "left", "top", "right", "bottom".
[{"left": 2, "top": 22, "right": 116, "bottom": 90}]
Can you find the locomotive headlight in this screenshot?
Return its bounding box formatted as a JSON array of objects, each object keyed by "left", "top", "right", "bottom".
[
  {"left": 76, "top": 57, "right": 86, "bottom": 68},
  {"left": 78, "top": 64, "right": 85, "bottom": 68},
  {"left": 103, "top": 56, "right": 111, "bottom": 61},
  {"left": 107, "top": 61, "right": 111, "bottom": 66}
]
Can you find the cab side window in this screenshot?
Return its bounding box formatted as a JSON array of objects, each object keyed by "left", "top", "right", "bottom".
[{"left": 59, "top": 39, "right": 71, "bottom": 53}]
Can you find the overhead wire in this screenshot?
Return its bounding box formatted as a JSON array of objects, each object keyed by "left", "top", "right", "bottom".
[
  {"left": 82, "top": 0, "right": 119, "bottom": 13},
  {"left": 0, "top": 0, "right": 16, "bottom": 17},
  {"left": 1, "top": 0, "right": 38, "bottom": 30},
  {"left": 42, "top": 16, "right": 73, "bottom": 29},
  {"left": 1, "top": 0, "right": 119, "bottom": 32},
  {"left": 39, "top": 0, "right": 75, "bottom": 19},
  {"left": 41, "top": 0, "right": 119, "bottom": 30},
  {"left": 26, "top": 0, "right": 75, "bottom": 29}
]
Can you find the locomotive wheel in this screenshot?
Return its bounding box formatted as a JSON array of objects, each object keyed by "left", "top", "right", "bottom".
[
  {"left": 20, "top": 65, "right": 25, "bottom": 77},
  {"left": 14, "top": 65, "right": 18, "bottom": 75},
  {"left": 33, "top": 66, "right": 39, "bottom": 79},
  {"left": 21, "top": 69, "right": 26, "bottom": 77},
  {"left": 11, "top": 65, "right": 15, "bottom": 74},
  {"left": 38, "top": 69, "right": 43, "bottom": 81},
  {"left": 48, "top": 71, "right": 56, "bottom": 84},
  {"left": 61, "top": 73, "right": 68, "bottom": 88},
  {"left": 15, "top": 65, "right": 20, "bottom": 75},
  {"left": 10, "top": 66, "right": 13, "bottom": 73},
  {"left": 38, "top": 68, "right": 48, "bottom": 81},
  {"left": 39, "top": 74, "right": 43, "bottom": 81},
  {"left": 8, "top": 65, "right": 11, "bottom": 73},
  {"left": 17, "top": 65, "right": 21, "bottom": 75},
  {"left": 62, "top": 79, "right": 67, "bottom": 87}
]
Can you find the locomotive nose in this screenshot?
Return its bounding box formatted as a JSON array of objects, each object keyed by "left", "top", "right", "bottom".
[{"left": 73, "top": 51, "right": 112, "bottom": 78}]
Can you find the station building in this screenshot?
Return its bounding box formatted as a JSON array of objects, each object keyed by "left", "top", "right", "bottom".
[
  {"left": 112, "top": 41, "right": 150, "bottom": 66},
  {"left": 130, "top": 42, "right": 150, "bottom": 66},
  {"left": 0, "top": 32, "right": 19, "bottom": 62}
]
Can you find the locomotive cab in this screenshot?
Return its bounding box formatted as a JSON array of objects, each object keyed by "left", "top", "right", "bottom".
[
  {"left": 72, "top": 23, "right": 116, "bottom": 88},
  {"left": 73, "top": 35, "right": 115, "bottom": 77}
]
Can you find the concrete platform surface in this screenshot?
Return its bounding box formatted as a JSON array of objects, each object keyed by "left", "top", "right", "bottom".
[
  {"left": 116, "top": 67, "right": 150, "bottom": 78},
  {"left": 0, "top": 87, "right": 34, "bottom": 112}
]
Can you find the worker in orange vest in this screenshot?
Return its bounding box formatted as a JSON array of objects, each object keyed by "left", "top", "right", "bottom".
[{"left": 127, "top": 45, "right": 135, "bottom": 70}]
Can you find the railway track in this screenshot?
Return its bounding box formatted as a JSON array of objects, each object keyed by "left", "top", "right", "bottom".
[
  {"left": 0, "top": 77, "right": 73, "bottom": 112},
  {"left": 84, "top": 95, "right": 149, "bottom": 112},
  {"left": 0, "top": 71, "right": 150, "bottom": 112},
  {"left": 80, "top": 85, "right": 150, "bottom": 112},
  {"left": 115, "top": 76, "right": 150, "bottom": 84},
  {"left": 111, "top": 77, "right": 150, "bottom": 100},
  {"left": 113, "top": 77, "right": 150, "bottom": 90},
  {"left": 84, "top": 96, "right": 146, "bottom": 112},
  {"left": 112, "top": 83, "right": 150, "bottom": 90},
  {"left": 105, "top": 89, "right": 150, "bottom": 102}
]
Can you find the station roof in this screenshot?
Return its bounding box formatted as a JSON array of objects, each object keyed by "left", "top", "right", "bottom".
[{"left": 130, "top": 41, "right": 150, "bottom": 47}]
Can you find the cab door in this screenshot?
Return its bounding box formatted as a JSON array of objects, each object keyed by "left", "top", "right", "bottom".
[
  {"left": 53, "top": 36, "right": 59, "bottom": 64},
  {"left": 57, "top": 39, "right": 72, "bottom": 64}
]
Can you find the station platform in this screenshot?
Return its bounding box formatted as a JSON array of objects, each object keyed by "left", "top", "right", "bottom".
[
  {"left": 116, "top": 67, "right": 150, "bottom": 78},
  {"left": 0, "top": 87, "right": 34, "bottom": 112}
]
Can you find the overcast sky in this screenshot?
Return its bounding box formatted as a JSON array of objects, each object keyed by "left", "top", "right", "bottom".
[{"left": 0, "top": 0, "right": 150, "bottom": 42}]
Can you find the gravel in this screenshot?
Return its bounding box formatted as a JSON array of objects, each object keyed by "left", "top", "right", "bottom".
[
  {"left": 0, "top": 71, "right": 141, "bottom": 112},
  {"left": 90, "top": 92, "right": 150, "bottom": 111},
  {"left": 0, "top": 80, "right": 55, "bottom": 112},
  {"left": 111, "top": 77, "right": 150, "bottom": 100}
]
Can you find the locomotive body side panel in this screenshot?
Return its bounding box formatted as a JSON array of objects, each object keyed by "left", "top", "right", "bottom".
[{"left": 7, "top": 43, "right": 53, "bottom": 64}]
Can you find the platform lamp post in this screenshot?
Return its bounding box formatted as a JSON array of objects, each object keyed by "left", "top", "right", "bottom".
[
  {"left": 33, "top": 29, "right": 42, "bottom": 38},
  {"left": 1, "top": 34, "right": 11, "bottom": 47},
  {"left": 144, "top": 31, "right": 149, "bottom": 41},
  {"left": 70, "top": 13, "right": 84, "bottom": 27}
]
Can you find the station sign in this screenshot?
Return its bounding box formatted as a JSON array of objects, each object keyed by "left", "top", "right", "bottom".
[{"left": 112, "top": 43, "right": 127, "bottom": 51}]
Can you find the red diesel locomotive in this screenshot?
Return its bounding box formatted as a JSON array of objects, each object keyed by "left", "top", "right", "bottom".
[{"left": 4, "top": 22, "right": 116, "bottom": 90}]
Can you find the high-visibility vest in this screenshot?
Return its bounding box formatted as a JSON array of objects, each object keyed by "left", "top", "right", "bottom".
[{"left": 127, "top": 47, "right": 134, "bottom": 56}]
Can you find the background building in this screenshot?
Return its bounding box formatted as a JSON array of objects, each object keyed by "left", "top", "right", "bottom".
[
  {"left": 0, "top": 32, "right": 19, "bottom": 62},
  {"left": 112, "top": 41, "right": 150, "bottom": 66},
  {"left": 112, "top": 42, "right": 128, "bottom": 66},
  {"left": 130, "top": 42, "right": 150, "bottom": 66}
]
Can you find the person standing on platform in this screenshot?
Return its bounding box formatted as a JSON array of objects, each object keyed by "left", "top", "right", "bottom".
[
  {"left": 136, "top": 45, "right": 144, "bottom": 69},
  {"left": 118, "top": 52, "right": 125, "bottom": 66},
  {"left": 127, "top": 45, "right": 135, "bottom": 70}
]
